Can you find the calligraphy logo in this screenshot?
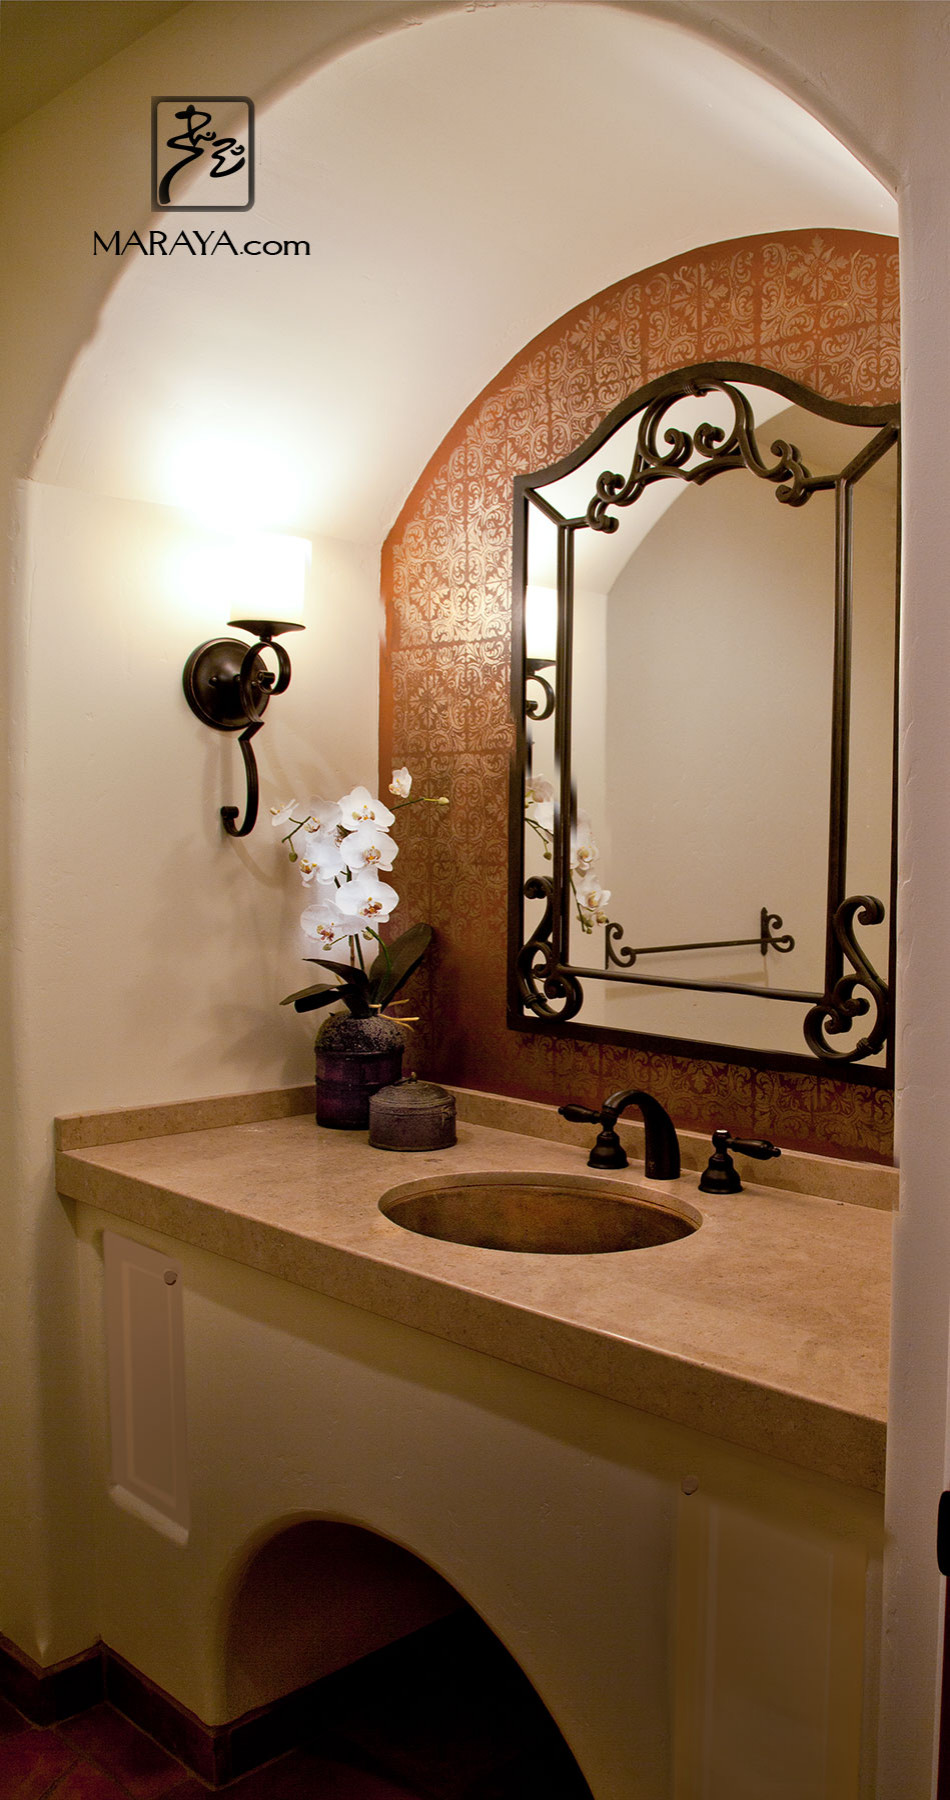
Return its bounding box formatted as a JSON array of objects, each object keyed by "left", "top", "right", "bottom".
[{"left": 152, "top": 98, "right": 254, "bottom": 211}]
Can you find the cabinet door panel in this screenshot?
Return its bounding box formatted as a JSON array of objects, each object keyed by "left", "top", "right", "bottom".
[{"left": 673, "top": 1491, "right": 868, "bottom": 1799}]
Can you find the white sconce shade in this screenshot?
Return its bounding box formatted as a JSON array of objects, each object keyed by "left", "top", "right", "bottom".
[
  {"left": 525, "top": 585, "right": 558, "bottom": 661},
  {"left": 223, "top": 533, "right": 311, "bottom": 631}
]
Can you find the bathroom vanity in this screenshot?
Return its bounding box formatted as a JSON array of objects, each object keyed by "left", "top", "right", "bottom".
[{"left": 57, "top": 1086, "right": 893, "bottom": 1800}]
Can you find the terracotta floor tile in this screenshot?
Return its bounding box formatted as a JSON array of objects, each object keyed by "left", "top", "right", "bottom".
[
  {"left": 46, "top": 1760, "right": 129, "bottom": 1800},
  {"left": 0, "top": 1727, "right": 78, "bottom": 1799},
  {"left": 0, "top": 1700, "right": 30, "bottom": 1739},
  {"left": 221, "top": 1748, "right": 423, "bottom": 1799},
  {"left": 148, "top": 1783, "right": 207, "bottom": 1800},
  {"left": 301, "top": 1759, "right": 423, "bottom": 1800},
  {"left": 55, "top": 1711, "right": 187, "bottom": 1799}
]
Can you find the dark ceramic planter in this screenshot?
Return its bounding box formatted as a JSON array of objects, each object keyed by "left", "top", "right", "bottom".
[{"left": 313, "top": 1011, "right": 405, "bottom": 1129}]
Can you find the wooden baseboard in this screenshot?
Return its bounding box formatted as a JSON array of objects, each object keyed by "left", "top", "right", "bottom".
[
  {"left": 102, "top": 1645, "right": 334, "bottom": 1786},
  {"left": 0, "top": 1630, "right": 352, "bottom": 1785},
  {"left": 0, "top": 1633, "right": 103, "bottom": 1725}
]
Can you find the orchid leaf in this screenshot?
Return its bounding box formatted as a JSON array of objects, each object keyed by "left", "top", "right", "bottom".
[
  {"left": 371, "top": 922, "right": 433, "bottom": 1008},
  {"left": 281, "top": 981, "right": 367, "bottom": 1015},
  {"left": 302, "top": 956, "right": 372, "bottom": 995}
]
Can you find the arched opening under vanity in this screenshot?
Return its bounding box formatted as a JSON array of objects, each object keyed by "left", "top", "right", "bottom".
[{"left": 222, "top": 1516, "right": 593, "bottom": 1795}]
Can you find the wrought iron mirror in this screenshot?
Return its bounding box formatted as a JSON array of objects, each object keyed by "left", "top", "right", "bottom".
[{"left": 508, "top": 363, "right": 899, "bottom": 1080}]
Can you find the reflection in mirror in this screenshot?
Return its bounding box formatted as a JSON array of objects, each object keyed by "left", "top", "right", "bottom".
[{"left": 510, "top": 366, "right": 899, "bottom": 1079}]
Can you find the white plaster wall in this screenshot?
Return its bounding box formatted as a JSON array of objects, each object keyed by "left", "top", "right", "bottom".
[
  {"left": 31, "top": 6, "right": 894, "bottom": 545},
  {"left": 3, "top": 473, "right": 380, "bottom": 1665},
  {"left": 15, "top": 481, "right": 378, "bottom": 1114},
  {"left": 881, "top": 11, "right": 950, "bottom": 1793},
  {"left": 0, "top": 0, "right": 409, "bottom": 1667}
]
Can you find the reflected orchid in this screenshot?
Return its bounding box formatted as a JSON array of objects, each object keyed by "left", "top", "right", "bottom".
[
  {"left": 524, "top": 774, "right": 610, "bottom": 936},
  {"left": 577, "top": 882, "right": 611, "bottom": 926},
  {"left": 525, "top": 775, "right": 553, "bottom": 808},
  {"left": 571, "top": 812, "right": 598, "bottom": 877}
]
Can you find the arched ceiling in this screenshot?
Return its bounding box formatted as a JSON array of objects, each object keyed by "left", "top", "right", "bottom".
[{"left": 34, "top": 2, "right": 896, "bottom": 546}]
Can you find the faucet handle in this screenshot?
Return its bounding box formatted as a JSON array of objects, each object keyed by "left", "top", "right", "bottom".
[
  {"left": 699, "top": 1128, "right": 780, "bottom": 1194},
  {"left": 558, "top": 1101, "right": 629, "bottom": 1169},
  {"left": 728, "top": 1135, "right": 781, "bottom": 1163}
]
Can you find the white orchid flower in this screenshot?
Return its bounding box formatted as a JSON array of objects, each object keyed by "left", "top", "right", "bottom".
[
  {"left": 525, "top": 775, "right": 554, "bottom": 808},
  {"left": 335, "top": 871, "right": 399, "bottom": 925},
  {"left": 389, "top": 767, "right": 412, "bottom": 798},
  {"left": 297, "top": 827, "right": 346, "bottom": 886},
  {"left": 341, "top": 824, "right": 399, "bottom": 874},
  {"left": 578, "top": 883, "right": 611, "bottom": 925},
  {"left": 297, "top": 797, "right": 342, "bottom": 835},
  {"left": 270, "top": 799, "right": 298, "bottom": 828},
  {"left": 571, "top": 813, "right": 598, "bottom": 876},
  {"left": 300, "top": 896, "right": 351, "bottom": 951},
  {"left": 532, "top": 800, "right": 555, "bottom": 834},
  {"left": 337, "top": 785, "right": 396, "bottom": 832}
]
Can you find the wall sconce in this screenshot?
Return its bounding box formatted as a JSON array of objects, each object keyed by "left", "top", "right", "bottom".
[
  {"left": 525, "top": 585, "right": 557, "bottom": 722},
  {"left": 182, "top": 534, "right": 310, "bottom": 837}
]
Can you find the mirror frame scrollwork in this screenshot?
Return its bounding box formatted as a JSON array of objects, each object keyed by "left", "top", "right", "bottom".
[{"left": 507, "top": 362, "right": 900, "bottom": 1083}]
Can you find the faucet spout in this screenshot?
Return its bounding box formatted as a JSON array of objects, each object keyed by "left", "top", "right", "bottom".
[
  {"left": 558, "top": 1088, "right": 680, "bottom": 1179},
  {"left": 603, "top": 1090, "right": 681, "bottom": 1180}
]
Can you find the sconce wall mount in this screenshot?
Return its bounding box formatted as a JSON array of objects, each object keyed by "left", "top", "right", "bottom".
[
  {"left": 182, "top": 531, "right": 310, "bottom": 838},
  {"left": 183, "top": 617, "right": 304, "bottom": 837}
]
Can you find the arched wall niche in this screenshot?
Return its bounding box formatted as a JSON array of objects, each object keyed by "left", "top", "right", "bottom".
[
  {"left": 220, "top": 1513, "right": 592, "bottom": 1794},
  {"left": 223, "top": 1515, "right": 462, "bottom": 1717},
  {"left": 30, "top": 3, "right": 894, "bottom": 544},
  {"left": 380, "top": 226, "right": 900, "bottom": 1160},
  {"left": 4, "top": 1, "right": 904, "bottom": 504},
  {"left": 223, "top": 1512, "right": 464, "bottom": 1706}
]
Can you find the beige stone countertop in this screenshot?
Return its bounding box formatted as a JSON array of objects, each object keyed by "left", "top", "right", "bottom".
[{"left": 55, "top": 1090, "right": 892, "bottom": 1495}]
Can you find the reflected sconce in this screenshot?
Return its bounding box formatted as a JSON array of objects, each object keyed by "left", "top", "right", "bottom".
[
  {"left": 182, "top": 534, "right": 309, "bottom": 837},
  {"left": 525, "top": 585, "right": 557, "bottom": 722}
]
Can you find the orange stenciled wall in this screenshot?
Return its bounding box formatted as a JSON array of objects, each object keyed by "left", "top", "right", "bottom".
[{"left": 380, "top": 230, "right": 899, "bottom": 1159}]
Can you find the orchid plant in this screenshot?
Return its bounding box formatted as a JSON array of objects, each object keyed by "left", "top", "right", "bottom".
[
  {"left": 524, "top": 774, "right": 611, "bottom": 932},
  {"left": 275, "top": 769, "right": 447, "bottom": 1019}
]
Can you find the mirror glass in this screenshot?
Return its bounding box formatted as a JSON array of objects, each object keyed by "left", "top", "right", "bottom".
[{"left": 511, "top": 367, "right": 899, "bottom": 1077}]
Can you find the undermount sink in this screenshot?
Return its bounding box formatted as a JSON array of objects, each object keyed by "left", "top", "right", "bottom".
[{"left": 378, "top": 1171, "right": 700, "bottom": 1255}]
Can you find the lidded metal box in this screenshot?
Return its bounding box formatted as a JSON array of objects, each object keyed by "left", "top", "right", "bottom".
[{"left": 368, "top": 1077, "right": 457, "bottom": 1152}]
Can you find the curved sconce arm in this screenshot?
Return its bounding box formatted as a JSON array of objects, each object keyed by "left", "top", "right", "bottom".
[
  {"left": 221, "top": 719, "right": 264, "bottom": 837},
  {"left": 525, "top": 656, "right": 556, "bottom": 722},
  {"left": 182, "top": 620, "right": 303, "bottom": 837}
]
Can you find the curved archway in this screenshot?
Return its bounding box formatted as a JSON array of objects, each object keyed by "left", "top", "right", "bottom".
[
  {"left": 0, "top": 0, "right": 917, "bottom": 1781},
  {"left": 223, "top": 1514, "right": 462, "bottom": 1716},
  {"left": 221, "top": 1515, "right": 592, "bottom": 1796},
  {"left": 12, "top": 2, "right": 897, "bottom": 1124},
  {"left": 34, "top": 3, "right": 893, "bottom": 541}
]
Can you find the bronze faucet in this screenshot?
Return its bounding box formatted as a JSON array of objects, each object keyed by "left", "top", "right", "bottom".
[
  {"left": 698, "top": 1128, "right": 780, "bottom": 1193},
  {"left": 558, "top": 1088, "right": 680, "bottom": 1179}
]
